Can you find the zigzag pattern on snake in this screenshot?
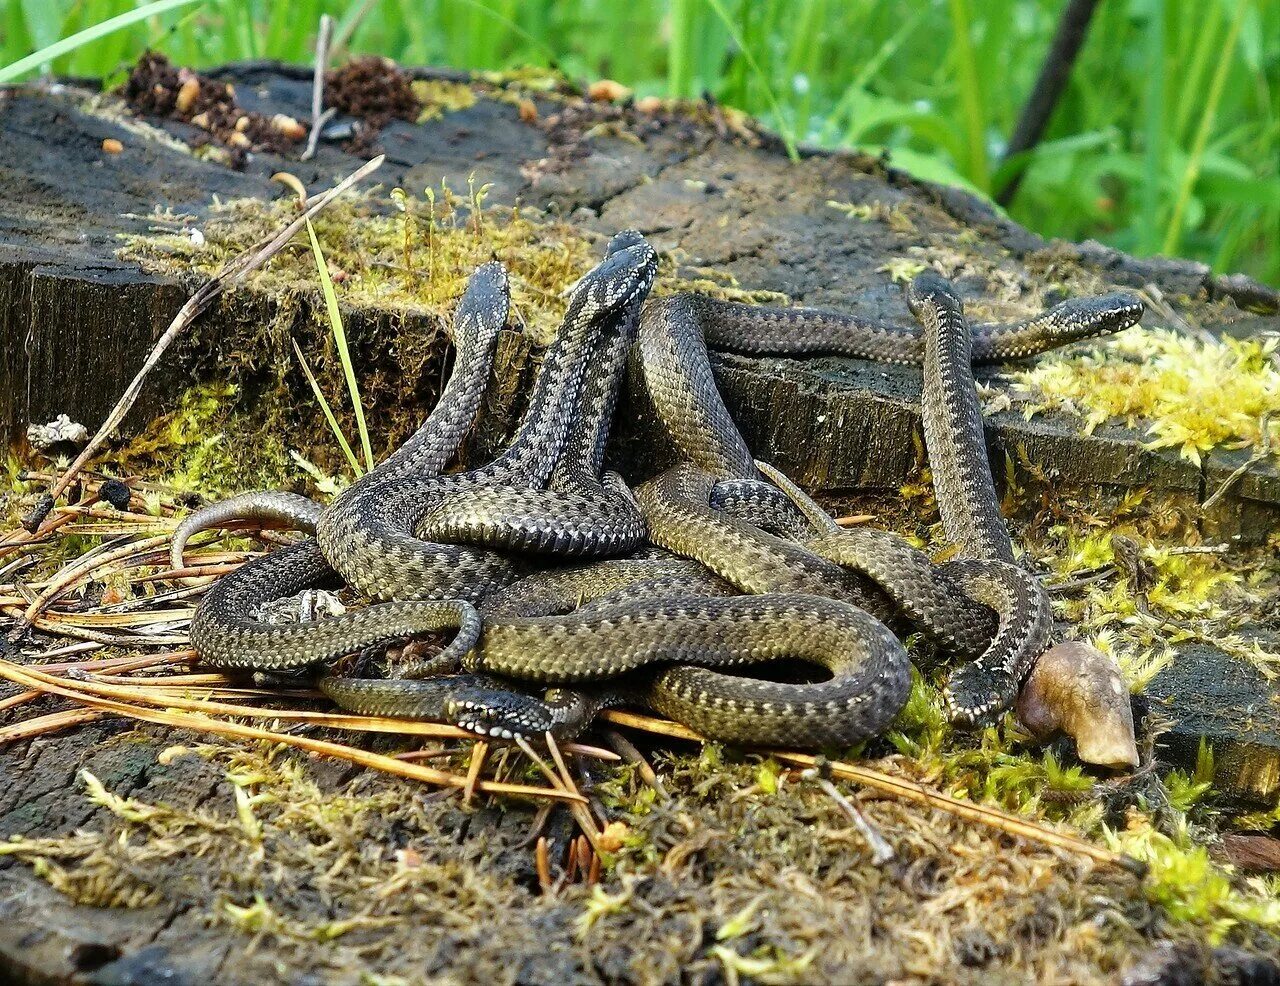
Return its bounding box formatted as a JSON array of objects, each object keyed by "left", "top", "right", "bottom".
[{"left": 182, "top": 230, "right": 1143, "bottom": 747}]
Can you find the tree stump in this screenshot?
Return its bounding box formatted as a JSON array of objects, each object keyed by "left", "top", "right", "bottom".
[{"left": 1, "top": 62, "right": 1277, "bottom": 983}]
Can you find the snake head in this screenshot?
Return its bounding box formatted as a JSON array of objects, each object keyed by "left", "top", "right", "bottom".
[
  {"left": 1043, "top": 292, "right": 1144, "bottom": 335},
  {"left": 944, "top": 662, "right": 1019, "bottom": 727},
  {"left": 904, "top": 270, "right": 961, "bottom": 318},
  {"left": 453, "top": 260, "right": 511, "bottom": 341},
  {"left": 445, "top": 685, "right": 559, "bottom": 742},
  {"left": 564, "top": 240, "right": 658, "bottom": 326},
  {"left": 605, "top": 228, "right": 648, "bottom": 256}
]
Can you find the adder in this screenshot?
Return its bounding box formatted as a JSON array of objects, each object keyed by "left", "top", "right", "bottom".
[{"left": 179, "top": 231, "right": 1142, "bottom": 746}]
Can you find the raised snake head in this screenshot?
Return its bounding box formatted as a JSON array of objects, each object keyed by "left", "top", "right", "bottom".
[
  {"left": 564, "top": 239, "right": 659, "bottom": 329},
  {"left": 451, "top": 259, "right": 511, "bottom": 345}
]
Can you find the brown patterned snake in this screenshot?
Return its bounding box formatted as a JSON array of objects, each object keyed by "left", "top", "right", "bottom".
[{"left": 180, "top": 230, "right": 1142, "bottom": 746}]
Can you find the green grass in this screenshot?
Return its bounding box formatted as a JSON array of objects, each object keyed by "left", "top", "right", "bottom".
[{"left": 2, "top": 0, "right": 1277, "bottom": 284}]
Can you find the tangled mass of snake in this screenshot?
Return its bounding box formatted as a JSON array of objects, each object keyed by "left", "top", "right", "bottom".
[{"left": 176, "top": 230, "right": 1144, "bottom": 749}]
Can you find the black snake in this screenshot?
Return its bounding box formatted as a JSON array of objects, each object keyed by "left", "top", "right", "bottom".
[{"left": 178, "top": 231, "right": 1142, "bottom": 747}]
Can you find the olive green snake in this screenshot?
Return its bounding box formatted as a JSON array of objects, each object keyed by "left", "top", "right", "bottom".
[{"left": 176, "top": 230, "right": 1143, "bottom": 747}]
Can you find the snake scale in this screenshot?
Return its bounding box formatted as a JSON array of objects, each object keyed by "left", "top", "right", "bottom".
[{"left": 181, "top": 228, "right": 1143, "bottom": 747}]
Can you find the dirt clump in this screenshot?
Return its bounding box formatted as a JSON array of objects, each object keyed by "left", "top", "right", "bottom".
[{"left": 119, "top": 52, "right": 302, "bottom": 166}]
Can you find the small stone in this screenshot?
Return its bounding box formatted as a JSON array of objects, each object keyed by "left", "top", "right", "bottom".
[
  {"left": 635, "top": 96, "right": 664, "bottom": 114},
  {"left": 588, "top": 79, "right": 631, "bottom": 103},
  {"left": 189, "top": 111, "right": 211, "bottom": 130},
  {"left": 518, "top": 98, "right": 538, "bottom": 123},
  {"left": 101, "top": 138, "right": 123, "bottom": 155},
  {"left": 174, "top": 76, "right": 200, "bottom": 114},
  {"left": 321, "top": 120, "right": 356, "bottom": 143},
  {"left": 273, "top": 113, "right": 306, "bottom": 141},
  {"left": 227, "top": 131, "right": 251, "bottom": 149}
]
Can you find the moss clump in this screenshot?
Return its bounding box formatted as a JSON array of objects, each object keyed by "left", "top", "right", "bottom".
[
  {"left": 7, "top": 735, "right": 1275, "bottom": 983},
  {"left": 412, "top": 79, "right": 477, "bottom": 122},
  {"left": 120, "top": 191, "right": 602, "bottom": 346},
  {"left": 1028, "top": 517, "right": 1280, "bottom": 680},
  {"left": 1012, "top": 328, "right": 1280, "bottom": 466},
  {"left": 120, "top": 188, "right": 778, "bottom": 349}
]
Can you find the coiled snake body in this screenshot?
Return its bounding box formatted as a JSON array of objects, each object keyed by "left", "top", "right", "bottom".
[{"left": 182, "top": 230, "right": 1142, "bottom": 747}]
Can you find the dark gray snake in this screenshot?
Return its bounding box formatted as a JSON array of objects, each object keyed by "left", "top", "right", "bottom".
[{"left": 179, "top": 231, "right": 1142, "bottom": 746}]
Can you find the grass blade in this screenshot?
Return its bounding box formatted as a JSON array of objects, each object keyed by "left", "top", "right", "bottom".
[
  {"left": 291, "top": 338, "right": 363, "bottom": 476},
  {"left": 703, "top": 0, "right": 798, "bottom": 161},
  {"left": 946, "top": 0, "right": 989, "bottom": 189},
  {"left": 0, "top": 0, "right": 203, "bottom": 83},
  {"left": 304, "top": 218, "right": 374, "bottom": 472},
  {"left": 1162, "top": 0, "right": 1249, "bottom": 256}
]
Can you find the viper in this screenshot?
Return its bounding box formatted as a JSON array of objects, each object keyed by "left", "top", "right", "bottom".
[{"left": 177, "top": 231, "right": 1142, "bottom": 747}]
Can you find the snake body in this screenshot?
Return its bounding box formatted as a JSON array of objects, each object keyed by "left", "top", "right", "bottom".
[
  {"left": 185, "top": 261, "right": 512, "bottom": 669},
  {"left": 314, "top": 239, "right": 657, "bottom": 603},
  {"left": 185, "top": 230, "right": 1142, "bottom": 746}
]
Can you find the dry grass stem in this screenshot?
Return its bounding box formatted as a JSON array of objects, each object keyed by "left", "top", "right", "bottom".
[
  {"left": 0, "top": 659, "right": 578, "bottom": 802},
  {"left": 0, "top": 707, "right": 109, "bottom": 742},
  {"left": 600, "top": 709, "right": 1145, "bottom": 875},
  {"left": 42, "top": 155, "right": 385, "bottom": 508}
]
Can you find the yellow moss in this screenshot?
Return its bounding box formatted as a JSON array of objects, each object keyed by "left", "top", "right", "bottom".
[
  {"left": 1014, "top": 328, "right": 1280, "bottom": 466},
  {"left": 120, "top": 192, "right": 602, "bottom": 347},
  {"left": 876, "top": 257, "right": 927, "bottom": 283},
  {"left": 411, "top": 79, "right": 477, "bottom": 122},
  {"left": 826, "top": 198, "right": 916, "bottom": 234},
  {"left": 1035, "top": 524, "right": 1280, "bottom": 679}
]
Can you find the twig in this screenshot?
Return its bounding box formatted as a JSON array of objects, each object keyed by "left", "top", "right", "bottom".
[
  {"left": 0, "top": 689, "right": 43, "bottom": 713},
  {"left": 996, "top": 0, "right": 1102, "bottom": 206},
  {"left": 463, "top": 740, "right": 488, "bottom": 805},
  {"left": 0, "top": 708, "right": 107, "bottom": 743},
  {"left": 1141, "top": 283, "right": 1218, "bottom": 348},
  {"left": 604, "top": 729, "right": 667, "bottom": 799},
  {"left": 600, "top": 709, "right": 1146, "bottom": 876},
  {"left": 1202, "top": 412, "right": 1274, "bottom": 511},
  {"left": 22, "top": 641, "right": 104, "bottom": 663},
  {"left": 2, "top": 660, "right": 499, "bottom": 741},
  {"left": 40, "top": 155, "right": 384, "bottom": 510},
  {"left": 801, "top": 764, "right": 894, "bottom": 865},
  {"left": 0, "top": 492, "right": 103, "bottom": 558},
  {"left": 300, "top": 14, "right": 335, "bottom": 162},
  {"left": 37, "top": 650, "right": 196, "bottom": 674},
  {"left": 518, "top": 736, "right": 602, "bottom": 851},
  {"left": 0, "top": 660, "right": 578, "bottom": 802}
]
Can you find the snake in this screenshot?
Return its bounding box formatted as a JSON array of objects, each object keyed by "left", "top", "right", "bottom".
[
  {"left": 182, "top": 229, "right": 1143, "bottom": 746},
  {"left": 180, "top": 260, "right": 514, "bottom": 670}
]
